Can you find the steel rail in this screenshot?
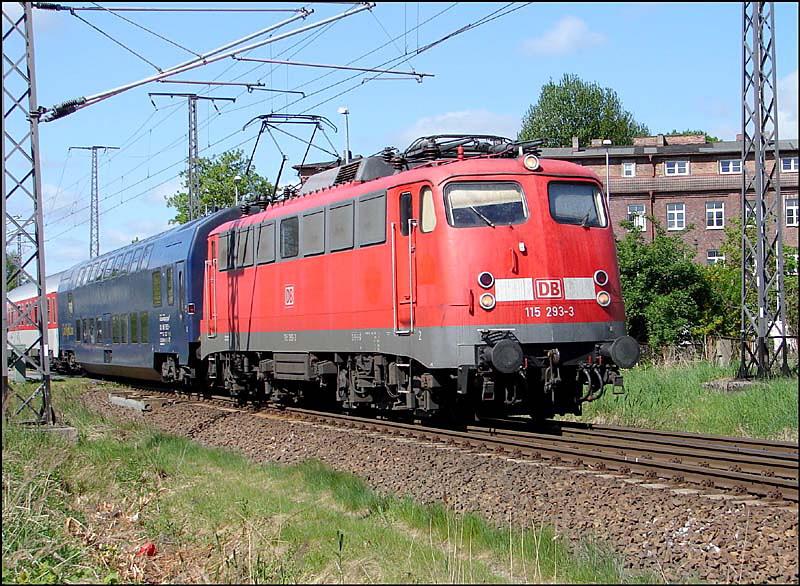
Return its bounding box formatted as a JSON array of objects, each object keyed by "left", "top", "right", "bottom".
[{"left": 102, "top": 388, "right": 799, "bottom": 502}]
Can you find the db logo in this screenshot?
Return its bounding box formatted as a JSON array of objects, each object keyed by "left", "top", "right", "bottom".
[
  {"left": 535, "top": 279, "right": 562, "bottom": 299},
  {"left": 284, "top": 285, "right": 295, "bottom": 306}
]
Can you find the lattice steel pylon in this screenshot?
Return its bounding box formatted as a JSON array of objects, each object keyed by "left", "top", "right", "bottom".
[
  {"left": 188, "top": 96, "right": 199, "bottom": 221},
  {"left": 738, "top": 1, "right": 789, "bottom": 379},
  {"left": 69, "top": 145, "right": 119, "bottom": 258},
  {"left": 2, "top": 2, "right": 54, "bottom": 423},
  {"left": 148, "top": 93, "right": 235, "bottom": 221}
]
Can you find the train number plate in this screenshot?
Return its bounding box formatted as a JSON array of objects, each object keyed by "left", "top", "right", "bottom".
[{"left": 524, "top": 305, "right": 575, "bottom": 318}]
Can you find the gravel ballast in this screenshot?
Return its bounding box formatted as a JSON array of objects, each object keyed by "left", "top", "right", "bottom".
[{"left": 79, "top": 385, "right": 799, "bottom": 584}]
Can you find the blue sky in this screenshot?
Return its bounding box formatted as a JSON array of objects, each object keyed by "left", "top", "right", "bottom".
[{"left": 6, "top": 1, "right": 798, "bottom": 274}]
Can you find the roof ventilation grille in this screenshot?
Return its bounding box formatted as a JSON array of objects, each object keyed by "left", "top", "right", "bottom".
[{"left": 334, "top": 161, "right": 361, "bottom": 185}]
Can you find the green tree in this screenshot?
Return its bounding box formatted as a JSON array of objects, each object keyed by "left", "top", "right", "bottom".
[
  {"left": 518, "top": 73, "right": 649, "bottom": 148},
  {"left": 705, "top": 218, "right": 799, "bottom": 338},
  {"left": 616, "top": 220, "right": 714, "bottom": 348},
  {"left": 165, "top": 149, "right": 273, "bottom": 224},
  {"left": 6, "top": 251, "right": 22, "bottom": 289},
  {"left": 664, "top": 129, "right": 721, "bottom": 143}
]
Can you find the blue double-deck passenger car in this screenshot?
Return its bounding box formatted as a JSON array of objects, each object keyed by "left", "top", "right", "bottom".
[{"left": 57, "top": 208, "right": 240, "bottom": 381}]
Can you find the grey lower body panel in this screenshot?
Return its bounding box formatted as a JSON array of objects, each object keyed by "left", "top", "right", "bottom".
[{"left": 200, "top": 321, "right": 626, "bottom": 369}]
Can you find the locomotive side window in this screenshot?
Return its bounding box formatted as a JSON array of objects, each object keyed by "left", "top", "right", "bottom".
[
  {"left": 75, "top": 320, "right": 81, "bottom": 342},
  {"left": 302, "top": 210, "right": 325, "bottom": 256},
  {"left": 67, "top": 293, "right": 74, "bottom": 316},
  {"left": 112, "top": 315, "right": 120, "bottom": 343},
  {"left": 548, "top": 182, "right": 607, "bottom": 228},
  {"left": 218, "top": 231, "right": 231, "bottom": 270},
  {"left": 256, "top": 222, "right": 276, "bottom": 264},
  {"left": 280, "top": 217, "right": 299, "bottom": 258},
  {"left": 359, "top": 192, "right": 387, "bottom": 245},
  {"left": 82, "top": 319, "right": 88, "bottom": 343},
  {"left": 152, "top": 271, "right": 162, "bottom": 307},
  {"left": 166, "top": 267, "right": 174, "bottom": 305},
  {"left": 236, "top": 228, "right": 254, "bottom": 268},
  {"left": 88, "top": 318, "right": 96, "bottom": 344},
  {"left": 420, "top": 186, "right": 437, "bottom": 233},
  {"left": 444, "top": 182, "right": 527, "bottom": 228},
  {"left": 399, "top": 192, "right": 412, "bottom": 236},
  {"left": 329, "top": 201, "right": 354, "bottom": 252}
]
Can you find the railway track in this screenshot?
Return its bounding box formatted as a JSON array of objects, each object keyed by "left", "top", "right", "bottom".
[{"left": 107, "top": 387, "right": 799, "bottom": 503}]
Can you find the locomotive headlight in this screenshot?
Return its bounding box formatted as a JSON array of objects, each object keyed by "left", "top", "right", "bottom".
[
  {"left": 479, "top": 293, "right": 496, "bottom": 310},
  {"left": 523, "top": 154, "right": 540, "bottom": 171},
  {"left": 477, "top": 271, "right": 494, "bottom": 289},
  {"left": 596, "top": 290, "right": 611, "bottom": 307},
  {"left": 593, "top": 269, "right": 609, "bottom": 286}
]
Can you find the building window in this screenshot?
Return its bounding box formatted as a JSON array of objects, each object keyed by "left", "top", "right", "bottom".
[
  {"left": 719, "top": 159, "right": 741, "bottom": 174},
  {"left": 787, "top": 197, "right": 799, "bottom": 227},
  {"left": 781, "top": 157, "right": 798, "bottom": 172},
  {"left": 622, "top": 162, "right": 636, "bottom": 177},
  {"left": 706, "top": 201, "right": 725, "bottom": 229},
  {"left": 667, "top": 203, "right": 685, "bottom": 230},
  {"left": 665, "top": 161, "right": 689, "bottom": 176},
  {"left": 626, "top": 204, "right": 646, "bottom": 232},
  {"left": 707, "top": 250, "right": 725, "bottom": 265}
]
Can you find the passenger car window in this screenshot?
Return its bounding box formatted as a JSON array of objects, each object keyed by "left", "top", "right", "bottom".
[
  {"left": 166, "top": 267, "right": 174, "bottom": 305},
  {"left": 152, "top": 271, "right": 162, "bottom": 307},
  {"left": 445, "top": 182, "right": 527, "bottom": 228},
  {"left": 548, "top": 182, "right": 607, "bottom": 228},
  {"left": 140, "top": 311, "right": 149, "bottom": 344}
]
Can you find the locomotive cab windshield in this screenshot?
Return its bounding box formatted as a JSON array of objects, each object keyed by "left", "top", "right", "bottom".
[
  {"left": 444, "top": 181, "right": 528, "bottom": 227},
  {"left": 548, "top": 182, "right": 608, "bottom": 228}
]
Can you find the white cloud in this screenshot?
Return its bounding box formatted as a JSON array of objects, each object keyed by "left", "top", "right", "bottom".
[
  {"left": 522, "top": 16, "right": 605, "bottom": 56},
  {"left": 104, "top": 218, "right": 171, "bottom": 250},
  {"left": 398, "top": 110, "right": 520, "bottom": 146},
  {"left": 146, "top": 177, "right": 182, "bottom": 204},
  {"left": 778, "top": 70, "right": 798, "bottom": 139}
]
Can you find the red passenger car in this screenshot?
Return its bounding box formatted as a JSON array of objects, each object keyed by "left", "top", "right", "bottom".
[{"left": 200, "top": 136, "right": 639, "bottom": 418}]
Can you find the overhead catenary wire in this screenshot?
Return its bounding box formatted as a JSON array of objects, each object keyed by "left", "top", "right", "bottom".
[
  {"left": 45, "top": 3, "right": 529, "bottom": 242},
  {"left": 89, "top": 1, "right": 202, "bottom": 58},
  {"left": 45, "top": 3, "right": 458, "bottom": 226},
  {"left": 70, "top": 11, "right": 163, "bottom": 71},
  {"left": 45, "top": 19, "right": 341, "bottom": 224}
]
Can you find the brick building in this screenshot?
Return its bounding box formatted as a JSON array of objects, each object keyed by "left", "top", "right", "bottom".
[{"left": 540, "top": 134, "right": 799, "bottom": 265}]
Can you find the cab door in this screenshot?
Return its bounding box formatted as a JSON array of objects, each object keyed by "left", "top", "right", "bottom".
[{"left": 391, "top": 188, "right": 417, "bottom": 334}]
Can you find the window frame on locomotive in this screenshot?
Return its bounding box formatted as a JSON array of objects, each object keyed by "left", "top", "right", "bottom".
[{"left": 442, "top": 180, "right": 529, "bottom": 228}]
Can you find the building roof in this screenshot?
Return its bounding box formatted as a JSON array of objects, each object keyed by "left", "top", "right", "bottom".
[{"left": 540, "top": 139, "right": 799, "bottom": 160}]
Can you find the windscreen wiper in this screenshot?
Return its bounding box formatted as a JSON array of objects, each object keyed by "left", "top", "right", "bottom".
[{"left": 470, "top": 205, "right": 495, "bottom": 228}]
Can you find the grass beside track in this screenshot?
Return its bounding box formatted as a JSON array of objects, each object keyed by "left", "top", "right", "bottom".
[
  {"left": 577, "top": 361, "right": 799, "bottom": 441},
  {"left": 2, "top": 379, "right": 650, "bottom": 584}
]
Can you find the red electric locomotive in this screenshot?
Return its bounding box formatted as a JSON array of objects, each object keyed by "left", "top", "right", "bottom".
[{"left": 200, "top": 135, "right": 639, "bottom": 419}]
